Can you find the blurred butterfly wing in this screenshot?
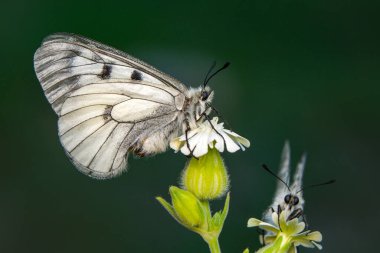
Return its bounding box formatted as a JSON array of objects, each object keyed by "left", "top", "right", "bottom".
[
  {"left": 290, "top": 153, "right": 307, "bottom": 207},
  {"left": 273, "top": 141, "right": 291, "bottom": 200},
  {"left": 34, "top": 33, "right": 186, "bottom": 179},
  {"left": 263, "top": 141, "right": 291, "bottom": 221}
]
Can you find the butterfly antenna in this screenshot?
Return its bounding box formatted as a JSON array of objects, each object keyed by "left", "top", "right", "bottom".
[
  {"left": 204, "top": 62, "right": 230, "bottom": 87},
  {"left": 203, "top": 61, "right": 216, "bottom": 87},
  {"left": 262, "top": 164, "right": 291, "bottom": 191},
  {"left": 296, "top": 179, "right": 336, "bottom": 194}
]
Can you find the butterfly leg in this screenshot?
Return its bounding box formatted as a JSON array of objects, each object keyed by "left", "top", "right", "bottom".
[
  {"left": 134, "top": 148, "right": 146, "bottom": 157},
  {"left": 205, "top": 103, "right": 232, "bottom": 129},
  {"left": 200, "top": 114, "right": 228, "bottom": 151},
  {"left": 257, "top": 228, "right": 266, "bottom": 246},
  {"left": 301, "top": 213, "right": 309, "bottom": 229},
  {"left": 128, "top": 142, "right": 146, "bottom": 157},
  {"left": 184, "top": 115, "right": 197, "bottom": 158},
  {"left": 195, "top": 110, "right": 209, "bottom": 123},
  {"left": 277, "top": 205, "right": 283, "bottom": 231},
  {"left": 287, "top": 208, "right": 304, "bottom": 222}
]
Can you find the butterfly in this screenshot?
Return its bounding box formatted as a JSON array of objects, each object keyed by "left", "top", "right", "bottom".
[
  {"left": 258, "top": 142, "right": 335, "bottom": 247},
  {"left": 262, "top": 141, "right": 306, "bottom": 224},
  {"left": 34, "top": 33, "right": 228, "bottom": 179}
]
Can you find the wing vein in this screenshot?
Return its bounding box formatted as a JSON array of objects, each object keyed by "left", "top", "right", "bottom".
[
  {"left": 109, "top": 124, "right": 135, "bottom": 172},
  {"left": 69, "top": 120, "right": 111, "bottom": 153},
  {"left": 44, "top": 40, "right": 184, "bottom": 93},
  {"left": 40, "top": 62, "right": 100, "bottom": 83},
  {"left": 88, "top": 122, "right": 119, "bottom": 168},
  {"left": 60, "top": 115, "right": 108, "bottom": 136},
  {"left": 47, "top": 73, "right": 104, "bottom": 105},
  {"left": 70, "top": 82, "right": 177, "bottom": 99}
]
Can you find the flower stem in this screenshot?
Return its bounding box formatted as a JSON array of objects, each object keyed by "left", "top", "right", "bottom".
[
  {"left": 201, "top": 200, "right": 213, "bottom": 221},
  {"left": 200, "top": 200, "right": 222, "bottom": 253},
  {"left": 206, "top": 236, "right": 221, "bottom": 253}
]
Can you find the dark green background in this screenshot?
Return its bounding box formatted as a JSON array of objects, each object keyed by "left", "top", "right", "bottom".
[{"left": 1, "top": 0, "right": 378, "bottom": 252}]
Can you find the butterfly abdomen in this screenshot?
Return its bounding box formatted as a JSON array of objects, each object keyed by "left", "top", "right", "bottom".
[{"left": 131, "top": 113, "right": 184, "bottom": 157}]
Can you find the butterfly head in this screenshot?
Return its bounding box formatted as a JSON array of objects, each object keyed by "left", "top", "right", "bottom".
[
  {"left": 200, "top": 89, "right": 210, "bottom": 101},
  {"left": 262, "top": 163, "right": 304, "bottom": 213},
  {"left": 199, "top": 61, "right": 229, "bottom": 103},
  {"left": 283, "top": 193, "right": 302, "bottom": 210},
  {"left": 199, "top": 86, "right": 214, "bottom": 103}
]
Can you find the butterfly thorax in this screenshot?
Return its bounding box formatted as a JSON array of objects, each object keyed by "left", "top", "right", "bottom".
[{"left": 183, "top": 86, "right": 214, "bottom": 129}]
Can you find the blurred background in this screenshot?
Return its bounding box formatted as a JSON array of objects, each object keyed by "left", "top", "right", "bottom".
[{"left": 0, "top": 0, "right": 379, "bottom": 252}]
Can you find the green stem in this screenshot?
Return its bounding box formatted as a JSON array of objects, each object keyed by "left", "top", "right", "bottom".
[
  {"left": 200, "top": 200, "right": 221, "bottom": 253},
  {"left": 201, "top": 200, "right": 213, "bottom": 221},
  {"left": 206, "top": 236, "right": 221, "bottom": 253}
]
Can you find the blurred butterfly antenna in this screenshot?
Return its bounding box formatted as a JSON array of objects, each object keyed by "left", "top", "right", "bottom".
[
  {"left": 203, "top": 62, "right": 230, "bottom": 87},
  {"left": 203, "top": 61, "right": 216, "bottom": 87},
  {"left": 262, "top": 164, "right": 291, "bottom": 191},
  {"left": 296, "top": 179, "right": 336, "bottom": 194}
]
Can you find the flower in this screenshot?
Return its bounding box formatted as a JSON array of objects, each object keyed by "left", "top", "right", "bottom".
[
  {"left": 247, "top": 210, "right": 322, "bottom": 253},
  {"left": 168, "top": 186, "right": 208, "bottom": 229},
  {"left": 170, "top": 117, "right": 250, "bottom": 157},
  {"left": 156, "top": 188, "right": 231, "bottom": 241},
  {"left": 181, "top": 148, "right": 229, "bottom": 200}
]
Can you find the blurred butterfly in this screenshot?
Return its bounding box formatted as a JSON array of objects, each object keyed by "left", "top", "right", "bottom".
[
  {"left": 34, "top": 33, "right": 229, "bottom": 179},
  {"left": 260, "top": 142, "right": 334, "bottom": 242},
  {"left": 262, "top": 142, "right": 306, "bottom": 224}
]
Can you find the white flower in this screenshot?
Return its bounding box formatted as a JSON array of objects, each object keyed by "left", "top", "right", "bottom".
[
  {"left": 170, "top": 117, "right": 250, "bottom": 157},
  {"left": 247, "top": 210, "right": 322, "bottom": 253}
]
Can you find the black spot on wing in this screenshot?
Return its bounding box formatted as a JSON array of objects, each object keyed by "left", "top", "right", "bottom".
[
  {"left": 99, "top": 64, "right": 112, "bottom": 79},
  {"left": 131, "top": 70, "right": 142, "bottom": 81},
  {"left": 103, "top": 105, "right": 112, "bottom": 120}
]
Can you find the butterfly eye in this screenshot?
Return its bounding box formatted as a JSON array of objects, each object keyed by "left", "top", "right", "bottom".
[
  {"left": 284, "top": 194, "right": 291, "bottom": 204},
  {"left": 293, "top": 196, "right": 299, "bottom": 205},
  {"left": 200, "top": 90, "right": 209, "bottom": 101}
]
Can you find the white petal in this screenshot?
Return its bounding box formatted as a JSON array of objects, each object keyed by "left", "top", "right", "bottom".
[
  {"left": 221, "top": 131, "right": 240, "bottom": 153},
  {"left": 180, "top": 145, "right": 191, "bottom": 156},
  {"left": 271, "top": 212, "right": 279, "bottom": 226},
  {"left": 170, "top": 137, "right": 184, "bottom": 151},
  {"left": 312, "top": 242, "right": 323, "bottom": 250},
  {"left": 247, "top": 218, "right": 279, "bottom": 234},
  {"left": 289, "top": 246, "right": 297, "bottom": 253},
  {"left": 170, "top": 116, "right": 250, "bottom": 156},
  {"left": 305, "top": 231, "right": 323, "bottom": 242},
  {"left": 213, "top": 131, "right": 225, "bottom": 152},
  {"left": 223, "top": 128, "right": 250, "bottom": 148},
  {"left": 192, "top": 131, "right": 210, "bottom": 157}
]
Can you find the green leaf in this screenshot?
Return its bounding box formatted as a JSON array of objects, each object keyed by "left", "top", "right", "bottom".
[
  {"left": 211, "top": 211, "right": 222, "bottom": 230},
  {"left": 221, "top": 192, "right": 230, "bottom": 222},
  {"left": 156, "top": 196, "right": 181, "bottom": 224}
]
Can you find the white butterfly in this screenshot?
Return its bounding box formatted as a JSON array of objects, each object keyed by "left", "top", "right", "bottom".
[
  {"left": 260, "top": 142, "right": 334, "bottom": 246},
  {"left": 263, "top": 141, "right": 306, "bottom": 223},
  {"left": 34, "top": 33, "right": 227, "bottom": 179}
]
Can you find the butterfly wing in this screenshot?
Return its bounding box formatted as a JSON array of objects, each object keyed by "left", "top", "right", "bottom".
[
  {"left": 263, "top": 141, "right": 291, "bottom": 221},
  {"left": 273, "top": 141, "right": 291, "bottom": 201},
  {"left": 34, "top": 33, "right": 187, "bottom": 114},
  {"left": 34, "top": 33, "right": 187, "bottom": 179},
  {"left": 290, "top": 153, "right": 307, "bottom": 208}
]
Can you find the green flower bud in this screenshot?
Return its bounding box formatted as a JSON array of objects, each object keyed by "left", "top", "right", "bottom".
[
  {"left": 169, "top": 186, "right": 207, "bottom": 229},
  {"left": 181, "top": 148, "right": 229, "bottom": 200}
]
